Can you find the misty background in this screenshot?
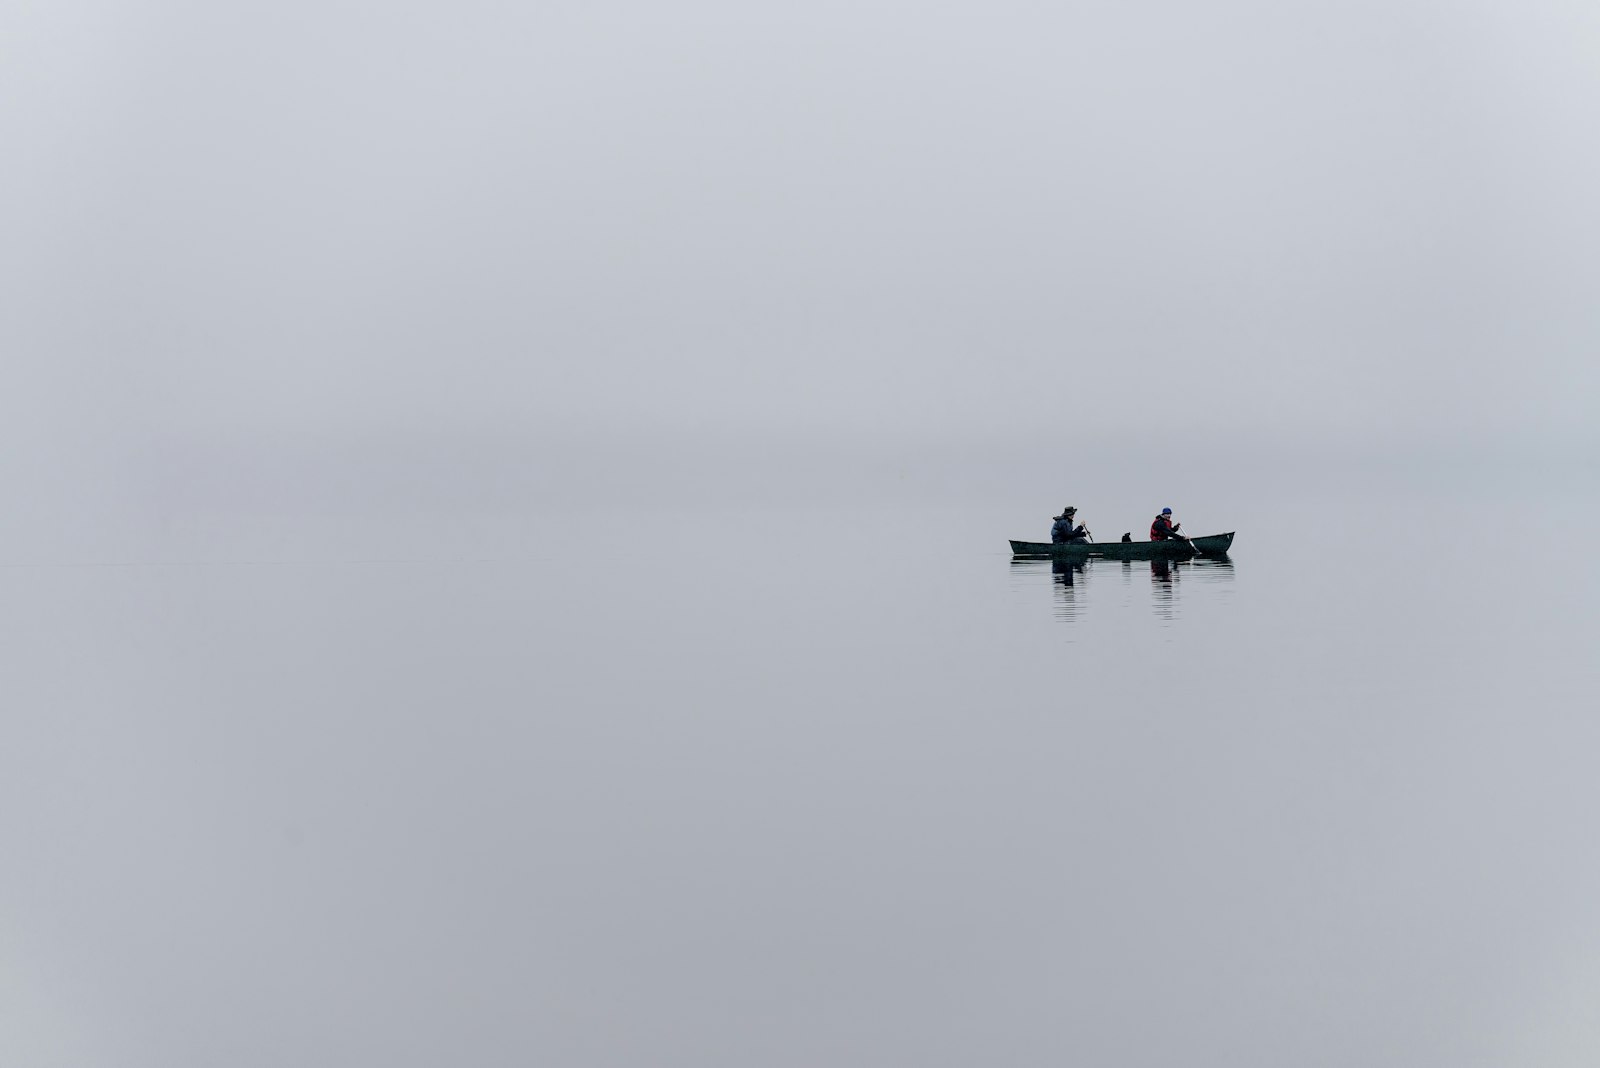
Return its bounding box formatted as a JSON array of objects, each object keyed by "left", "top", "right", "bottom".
[
  {"left": 2, "top": 2, "right": 1598, "bottom": 1065},
  {"left": 5, "top": 0, "right": 1596, "bottom": 558}
]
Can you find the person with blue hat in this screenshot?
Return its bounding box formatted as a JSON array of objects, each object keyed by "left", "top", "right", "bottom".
[{"left": 1149, "top": 507, "right": 1182, "bottom": 541}]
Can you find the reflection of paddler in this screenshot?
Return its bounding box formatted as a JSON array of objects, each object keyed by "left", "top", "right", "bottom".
[
  {"left": 1150, "top": 558, "right": 1173, "bottom": 582},
  {"left": 1052, "top": 557, "right": 1083, "bottom": 584}
]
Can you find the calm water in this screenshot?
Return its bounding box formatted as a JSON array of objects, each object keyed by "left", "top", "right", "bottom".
[
  {"left": 1008, "top": 553, "right": 1238, "bottom": 626},
  {"left": 2, "top": 485, "right": 1597, "bottom": 1066}
]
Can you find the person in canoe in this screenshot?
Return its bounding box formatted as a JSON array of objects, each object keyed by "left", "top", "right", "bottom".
[
  {"left": 1149, "top": 507, "right": 1184, "bottom": 541},
  {"left": 1051, "top": 506, "right": 1090, "bottom": 544}
]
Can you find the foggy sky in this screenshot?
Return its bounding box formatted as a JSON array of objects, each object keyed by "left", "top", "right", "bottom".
[{"left": 5, "top": 0, "right": 1597, "bottom": 465}]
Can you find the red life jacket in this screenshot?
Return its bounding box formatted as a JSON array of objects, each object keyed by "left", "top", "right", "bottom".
[{"left": 1150, "top": 516, "right": 1173, "bottom": 540}]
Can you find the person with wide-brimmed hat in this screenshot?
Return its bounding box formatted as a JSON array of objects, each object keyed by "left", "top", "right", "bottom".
[{"left": 1051, "top": 505, "right": 1088, "bottom": 544}]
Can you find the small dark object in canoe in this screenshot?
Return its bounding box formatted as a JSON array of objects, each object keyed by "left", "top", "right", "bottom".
[{"left": 1010, "top": 532, "right": 1236, "bottom": 560}]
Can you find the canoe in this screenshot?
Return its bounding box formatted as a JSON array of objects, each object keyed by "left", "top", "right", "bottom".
[{"left": 1009, "top": 532, "right": 1235, "bottom": 560}]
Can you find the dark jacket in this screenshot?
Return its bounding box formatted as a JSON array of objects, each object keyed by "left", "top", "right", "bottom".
[
  {"left": 1150, "top": 514, "right": 1181, "bottom": 540},
  {"left": 1052, "top": 516, "right": 1086, "bottom": 543}
]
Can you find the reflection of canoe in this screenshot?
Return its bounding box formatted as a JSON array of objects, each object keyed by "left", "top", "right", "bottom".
[{"left": 1009, "top": 532, "right": 1235, "bottom": 559}]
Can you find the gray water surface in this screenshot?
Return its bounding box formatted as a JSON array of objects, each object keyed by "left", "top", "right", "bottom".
[{"left": 2, "top": 486, "right": 1596, "bottom": 1067}]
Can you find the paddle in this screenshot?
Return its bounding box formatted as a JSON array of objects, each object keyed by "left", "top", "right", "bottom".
[
  {"left": 1159, "top": 516, "right": 1193, "bottom": 556},
  {"left": 1169, "top": 518, "right": 1194, "bottom": 554}
]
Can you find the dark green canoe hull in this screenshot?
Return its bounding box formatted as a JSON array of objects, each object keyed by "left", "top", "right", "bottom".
[{"left": 1009, "top": 532, "right": 1235, "bottom": 559}]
